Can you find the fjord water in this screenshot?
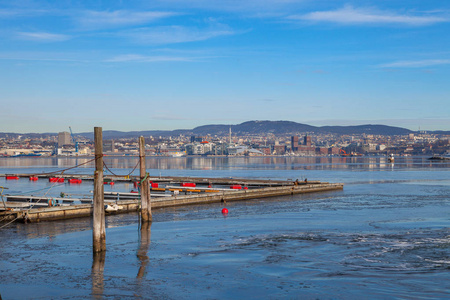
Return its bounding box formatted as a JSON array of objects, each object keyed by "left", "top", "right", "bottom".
[{"left": 0, "top": 156, "right": 449, "bottom": 299}]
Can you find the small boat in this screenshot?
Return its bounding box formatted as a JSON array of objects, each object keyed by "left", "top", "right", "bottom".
[
  {"left": 10, "top": 152, "right": 42, "bottom": 157},
  {"left": 105, "top": 204, "right": 123, "bottom": 213}
]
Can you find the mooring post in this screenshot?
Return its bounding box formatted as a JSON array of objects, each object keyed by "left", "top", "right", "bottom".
[
  {"left": 139, "top": 136, "right": 152, "bottom": 222},
  {"left": 93, "top": 127, "right": 106, "bottom": 253}
]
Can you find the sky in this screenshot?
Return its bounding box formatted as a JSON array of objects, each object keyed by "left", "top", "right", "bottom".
[{"left": 1, "top": 0, "right": 449, "bottom": 133}]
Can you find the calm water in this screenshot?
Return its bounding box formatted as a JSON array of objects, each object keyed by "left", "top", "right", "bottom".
[{"left": 0, "top": 156, "right": 449, "bottom": 299}]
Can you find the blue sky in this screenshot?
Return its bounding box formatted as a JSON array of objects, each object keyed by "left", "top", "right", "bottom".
[{"left": 1, "top": 0, "right": 449, "bottom": 133}]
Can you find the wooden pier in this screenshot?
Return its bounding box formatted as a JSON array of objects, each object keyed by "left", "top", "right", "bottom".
[
  {"left": 0, "top": 173, "right": 317, "bottom": 187},
  {"left": 0, "top": 180, "right": 343, "bottom": 223}
]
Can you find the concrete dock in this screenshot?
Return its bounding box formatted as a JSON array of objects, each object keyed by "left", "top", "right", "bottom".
[{"left": 0, "top": 180, "right": 343, "bottom": 223}]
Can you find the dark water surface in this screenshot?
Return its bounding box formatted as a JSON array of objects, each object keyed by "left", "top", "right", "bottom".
[{"left": 0, "top": 157, "right": 449, "bottom": 299}]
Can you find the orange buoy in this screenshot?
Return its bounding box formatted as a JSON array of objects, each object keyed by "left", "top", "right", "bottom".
[{"left": 221, "top": 208, "right": 228, "bottom": 214}]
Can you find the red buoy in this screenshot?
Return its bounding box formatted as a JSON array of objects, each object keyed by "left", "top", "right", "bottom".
[{"left": 221, "top": 208, "right": 228, "bottom": 214}]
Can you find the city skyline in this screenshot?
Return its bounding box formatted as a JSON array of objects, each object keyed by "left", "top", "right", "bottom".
[{"left": 1, "top": 0, "right": 449, "bottom": 133}]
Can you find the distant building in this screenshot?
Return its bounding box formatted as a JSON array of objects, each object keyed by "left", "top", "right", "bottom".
[
  {"left": 258, "top": 146, "right": 271, "bottom": 156},
  {"left": 291, "top": 136, "right": 299, "bottom": 152},
  {"left": 304, "top": 135, "right": 311, "bottom": 147},
  {"left": 328, "top": 147, "right": 340, "bottom": 155},
  {"left": 227, "top": 145, "right": 263, "bottom": 156},
  {"left": 273, "top": 145, "right": 286, "bottom": 155},
  {"left": 190, "top": 136, "right": 203, "bottom": 143},
  {"left": 58, "top": 131, "right": 72, "bottom": 146},
  {"left": 316, "top": 147, "right": 329, "bottom": 155},
  {"left": 103, "top": 140, "right": 115, "bottom": 152},
  {"left": 185, "top": 141, "right": 214, "bottom": 155}
]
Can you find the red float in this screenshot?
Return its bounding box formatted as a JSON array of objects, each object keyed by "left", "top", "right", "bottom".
[
  {"left": 221, "top": 208, "right": 229, "bottom": 214},
  {"left": 49, "top": 177, "right": 64, "bottom": 182}
]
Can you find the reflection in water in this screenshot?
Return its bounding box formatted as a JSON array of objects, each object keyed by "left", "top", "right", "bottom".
[
  {"left": 92, "top": 251, "right": 106, "bottom": 299},
  {"left": 1, "top": 156, "right": 448, "bottom": 175},
  {"left": 137, "top": 222, "right": 152, "bottom": 279}
]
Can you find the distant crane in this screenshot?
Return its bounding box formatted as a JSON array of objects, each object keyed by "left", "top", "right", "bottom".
[{"left": 69, "top": 126, "right": 79, "bottom": 154}]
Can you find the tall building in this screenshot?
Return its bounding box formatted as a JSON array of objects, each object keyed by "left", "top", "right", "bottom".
[
  {"left": 304, "top": 135, "right": 311, "bottom": 147},
  {"left": 58, "top": 131, "right": 72, "bottom": 146},
  {"left": 103, "top": 140, "right": 115, "bottom": 152},
  {"left": 291, "top": 136, "right": 299, "bottom": 151}
]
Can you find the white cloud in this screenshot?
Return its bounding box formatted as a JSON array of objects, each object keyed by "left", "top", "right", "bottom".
[
  {"left": 77, "top": 10, "right": 180, "bottom": 29},
  {"left": 16, "top": 31, "right": 71, "bottom": 42},
  {"left": 123, "top": 24, "right": 236, "bottom": 45},
  {"left": 380, "top": 59, "right": 450, "bottom": 68},
  {"left": 106, "top": 54, "right": 193, "bottom": 62},
  {"left": 289, "top": 5, "right": 448, "bottom": 26}
]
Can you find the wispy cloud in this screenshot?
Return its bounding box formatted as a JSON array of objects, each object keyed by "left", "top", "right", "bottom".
[
  {"left": 289, "top": 5, "right": 448, "bottom": 26},
  {"left": 0, "top": 51, "right": 87, "bottom": 62},
  {"left": 106, "top": 54, "right": 194, "bottom": 63},
  {"left": 122, "top": 24, "right": 236, "bottom": 45},
  {"left": 76, "top": 10, "right": 180, "bottom": 29},
  {"left": 148, "top": 0, "right": 305, "bottom": 13},
  {"left": 16, "top": 31, "right": 71, "bottom": 42},
  {"left": 0, "top": 8, "right": 49, "bottom": 18},
  {"left": 380, "top": 59, "right": 450, "bottom": 68}
]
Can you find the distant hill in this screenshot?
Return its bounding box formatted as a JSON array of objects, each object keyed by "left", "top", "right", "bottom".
[
  {"left": 318, "top": 124, "right": 412, "bottom": 136},
  {"left": 2, "top": 121, "right": 448, "bottom": 139},
  {"left": 193, "top": 121, "right": 317, "bottom": 135},
  {"left": 192, "top": 121, "right": 412, "bottom": 136}
]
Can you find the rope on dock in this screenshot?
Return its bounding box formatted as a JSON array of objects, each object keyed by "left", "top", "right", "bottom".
[
  {"left": 26, "top": 158, "right": 96, "bottom": 177},
  {"left": 103, "top": 158, "right": 140, "bottom": 177}
]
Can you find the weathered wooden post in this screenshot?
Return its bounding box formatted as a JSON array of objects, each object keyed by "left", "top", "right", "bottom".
[
  {"left": 93, "top": 127, "right": 106, "bottom": 253},
  {"left": 139, "top": 136, "right": 152, "bottom": 222}
]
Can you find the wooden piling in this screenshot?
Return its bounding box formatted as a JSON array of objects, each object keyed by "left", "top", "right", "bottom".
[
  {"left": 139, "top": 136, "right": 152, "bottom": 222},
  {"left": 93, "top": 127, "right": 106, "bottom": 253}
]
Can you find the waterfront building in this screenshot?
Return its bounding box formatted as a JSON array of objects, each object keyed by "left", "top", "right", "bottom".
[
  {"left": 273, "top": 144, "right": 286, "bottom": 155},
  {"left": 186, "top": 141, "right": 215, "bottom": 155},
  {"left": 58, "top": 131, "right": 72, "bottom": 146}
]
